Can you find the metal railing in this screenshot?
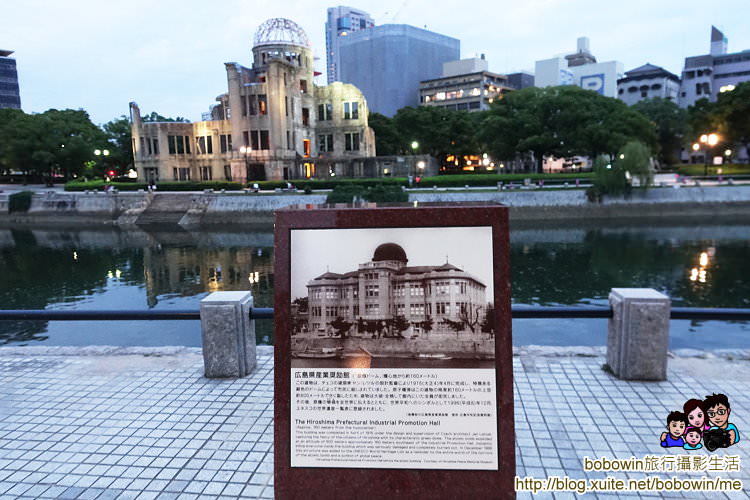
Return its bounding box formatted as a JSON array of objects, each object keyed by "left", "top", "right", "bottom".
[{"left": 0, "top": 306, "right": 749, "bottom": 321}]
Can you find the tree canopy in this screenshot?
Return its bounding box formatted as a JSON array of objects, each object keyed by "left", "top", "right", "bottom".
[
  {"left": 481, "top": 86, "right": 657, "bottom": 172},
  {"left": 631, "top": 98, "right": 687, "bottom": 165}
]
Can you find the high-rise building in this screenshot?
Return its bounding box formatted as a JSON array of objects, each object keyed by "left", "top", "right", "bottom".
[
  {"left": 0, "top": 50, "right": 21, "bottom": 110},
  {"left": 678, "top": 26, "right": 750, "bottom": 108},
  {"left": 325, "top": 6, "right": 374, "bottom": 84},
  {"left": 131, "top": 18, "right": 375, "bottom": 183},
  {"left": 339, "top": 24, "right": 460, "bottom": 116},
  {"left": 617, "top": 64, "right": 680, "bottom": 106},
  {"left": 535, "top": 37, "right": 623, "bottom": 98}
]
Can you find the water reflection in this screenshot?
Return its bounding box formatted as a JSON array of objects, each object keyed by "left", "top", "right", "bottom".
[{"left": 0, "top": 221, "right": 748, "bottom": 348}]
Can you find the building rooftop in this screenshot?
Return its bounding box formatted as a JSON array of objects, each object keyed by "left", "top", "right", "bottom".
[{"left": 0, "top": 50, "right": 15, "bottom": 57}]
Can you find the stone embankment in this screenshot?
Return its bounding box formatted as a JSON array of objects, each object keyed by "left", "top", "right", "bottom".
[{"left": 2, "top": 185, "right": 750, "bottom": 225}]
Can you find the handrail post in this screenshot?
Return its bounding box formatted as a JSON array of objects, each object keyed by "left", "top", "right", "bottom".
[
  {"left": 607, "top": 288, "right": 670, "bottom": 381},
  {"left": 200, "top": 291, "right": 256, "bottom": 378}
]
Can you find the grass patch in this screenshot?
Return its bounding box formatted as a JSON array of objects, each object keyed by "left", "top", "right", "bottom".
[{"left": 675, "top": 164, "right": 750, "bottom": 176}]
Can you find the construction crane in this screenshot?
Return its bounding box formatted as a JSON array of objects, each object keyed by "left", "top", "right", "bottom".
[{"left": 381, "top": 0, "right": 409, "bottom": 23}]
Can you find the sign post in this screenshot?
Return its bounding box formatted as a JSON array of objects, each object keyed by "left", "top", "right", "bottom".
[{"left": 274, "top": 203, "right": 514, "bottom": 499}]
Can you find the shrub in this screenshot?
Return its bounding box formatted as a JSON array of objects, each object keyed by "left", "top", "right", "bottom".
[
  {"left": 65, "top": 180, "right": 243, "bottom": 192},
  {"left": 588, "top": 155, "right": 628, "bottom": 202},
  {"left": 8, "top": 191, "right": 33, "bottom": 213},
  {"left": 326, "top": 185, "right": 366, "bottom": 203},
  {"left": 325, "top": 184, "right": 408, "bottom": 203},
  {"left": 618, "top": 141, "right": 653, "bottom": 188}
]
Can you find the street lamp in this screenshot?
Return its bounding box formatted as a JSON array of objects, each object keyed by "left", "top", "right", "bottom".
[
  {"left": 240, "top": 145, "right": 251, "bottom": 182},
  {"left": 697, "top": 133, "right": 719, "bottom": 177},
  {"left": 411, "top": 141, "right": 419, "bottom": 153},
  {"left": 95, "top": 149, "right": 111, "bottom": 180}
]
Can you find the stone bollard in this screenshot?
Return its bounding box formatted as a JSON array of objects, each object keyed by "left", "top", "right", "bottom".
[
  {"left": 200, "top": 291, "right": 256, "bottom": 378},
  {"left": 607, "top": 288, "right": 670, "bottom": 381}
]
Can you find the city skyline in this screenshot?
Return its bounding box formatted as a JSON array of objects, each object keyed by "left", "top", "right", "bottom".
[{"left": 3, "top": 0, "right": 748, "bottom": 125}]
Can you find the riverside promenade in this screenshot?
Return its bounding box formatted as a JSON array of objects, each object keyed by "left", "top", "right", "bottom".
[{"left": 0, "top": 346, "right": 748, "bottom": 499}]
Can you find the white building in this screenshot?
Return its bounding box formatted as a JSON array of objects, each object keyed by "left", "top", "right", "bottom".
[
  {"left": 617, "top": 64, "right": 681, "bottom": 106},
  {"left": 535, "top": 37, "right": 623, "bottom": 98},
  {"left": 325, "top": 6, "right": 375, "bottom": 84},
  {"left": 679, "top": 26, "right": 750, "bottom": 108}
]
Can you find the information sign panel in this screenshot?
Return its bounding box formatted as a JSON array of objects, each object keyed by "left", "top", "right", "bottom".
[{"left": 274, "top": 203, "right": 513, "bottom": 499}]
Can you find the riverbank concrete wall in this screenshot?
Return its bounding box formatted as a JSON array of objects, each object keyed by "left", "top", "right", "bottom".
[{"left": 2, "top": 186, "right": 750, "bottom": 225}]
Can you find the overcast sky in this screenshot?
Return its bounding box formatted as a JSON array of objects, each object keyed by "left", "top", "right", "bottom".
[
  {"left": 3, "top": 1, "right": 749, "bottom": 125},
  {"left": 290, "top": 227, "right": 494, "bottom": 300}
]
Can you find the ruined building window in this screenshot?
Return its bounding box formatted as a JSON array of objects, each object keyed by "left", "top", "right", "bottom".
[
  {"left": 318, "top": 134, "right": 333, "bottom": 152},
  {"left": 220, "top": 134, "right": 232, "bottom": 153},
  {"left": 344, "top": 132, "right": 360, "bottom": 151},
  {"left": 139, "top": 137, "right": 145, "bottom": 155},
  {"left": 287, "top": 131, "right": 292, "bottom": 150},
  {"left": 258, "top": 95, "right": 267, "bottom": 115},
  {"left": 224, "top": 165, "right": 232, "bottom": 181},
  {"left": 146, "top": 138, "right": 152, "bottom": 155},
  {"left": 174, "top": 167, "right": 191, "bottom": 181},
  {"left": 318, "top": 103, "right": 332, "bottom": 121},
  {"left": 248, "top": 95, "right": 257, "bottom": 116},
  {"left": 300, "top": 79, "right": 308, "bottom": 93},
  {"left": 200, "top": 166, "right": 212, "bottom": 181},
  {"left": 250, "top": 131, "right": 260, "bottom": 150},
  {"left": 285, "top": 97, "right": 289, "bottom": 117},
  {"left": 243, "top": 131, "right": 250, "bottom": 147},
  {"left": 303, "top": 139, "right": 311, "bottom": 157},
  {"left": 206, "top": 136, "right": 212, "bottom": 154},
  {"left": 241, "top": 96, "right": 248, "bottom": 116},
  {"left": 343, "top": 102, "right": 358, "bottom": 119},
  {"left": 152, "top": 139, "right": 159, "bottom": 155},
  {"left": 260, "top": 130, "right": 270, "bottom": 150},
  {"left": 176, "top": 136, "right": 185, "bottom": 154},
  {"left": 197, "top": 136, "right": 206, "bottom": 154},
  {"left": 302, "top": 107, "right": 310, "bottom": 126}
]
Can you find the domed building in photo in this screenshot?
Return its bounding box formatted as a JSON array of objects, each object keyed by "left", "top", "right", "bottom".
[
  {"left": 305, "top": 243, "right": 487, "bottom": 336},
  {"left": 130, "top": 18, "right": 375, "bottom": 183}
]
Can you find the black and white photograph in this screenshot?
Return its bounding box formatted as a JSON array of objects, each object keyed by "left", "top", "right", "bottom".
[{"left": 290, "top": 226, "right": 496, "bottom": 368}]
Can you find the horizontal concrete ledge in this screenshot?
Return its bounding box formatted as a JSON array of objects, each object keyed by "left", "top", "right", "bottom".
[{"left": 3, "top": 186, "right": 750, "bottom": 225}]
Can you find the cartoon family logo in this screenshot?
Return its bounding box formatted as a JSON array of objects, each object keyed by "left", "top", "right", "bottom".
[{"left": 660, "top": 393, "right": 740, "bottom": 452}]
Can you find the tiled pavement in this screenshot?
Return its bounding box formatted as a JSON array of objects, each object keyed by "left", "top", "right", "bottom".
[{"left": 0, "top": 346, "right": 748, "bottom": 499}]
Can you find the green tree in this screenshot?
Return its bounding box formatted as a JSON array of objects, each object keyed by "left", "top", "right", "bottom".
[
  {"left": 482, "top": 86, "right": 657, "bottom": 172},
  {"left": 686, "top": 98, "right": 720, "bottom": 142},
  {"left": 102, "top": 116, "right": 134, "bottom": 176},
  {"left": 714, "top": 81, "right": 750, "bottom": 154},
  {"left": 631, "top": 98, "right": 687, "bottom": 166},
  {"left": 618, "top": 140, "right": 653, "bottom": 188},
  {"left": 392, "top": 106, "right": 481, "bottom": 159},
  {"left": 0, "top": 108, "right": 107, "bottom": 182},
  {"left": 141, "top": 112, "right": 190, "bottom": 123},
  {"left": 368, "top": 112, "right": 401, "bottom": 155}
]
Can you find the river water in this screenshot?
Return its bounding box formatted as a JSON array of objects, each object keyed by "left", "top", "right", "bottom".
[{"left": 0, "top": 219, "right": 748, "bottom": 349}]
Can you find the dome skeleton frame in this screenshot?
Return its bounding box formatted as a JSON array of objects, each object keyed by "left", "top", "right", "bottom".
[{"left": 253, "top": 18, "right": 311, "bottom": 48}]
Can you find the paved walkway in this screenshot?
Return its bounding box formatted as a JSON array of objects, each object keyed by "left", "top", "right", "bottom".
[{"left": 0, "top": 346, "right": 748, "bottom": 499}]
